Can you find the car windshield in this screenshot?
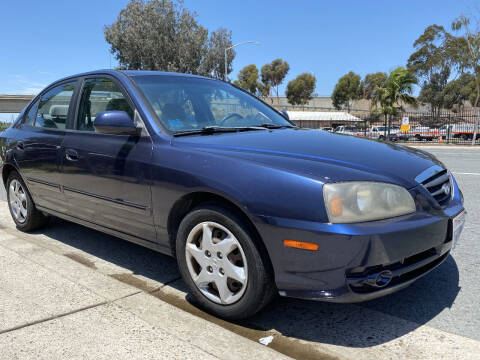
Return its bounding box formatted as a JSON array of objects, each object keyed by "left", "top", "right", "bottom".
[{"left": 131, "top": 75, "right": 292, "bottom": 134}]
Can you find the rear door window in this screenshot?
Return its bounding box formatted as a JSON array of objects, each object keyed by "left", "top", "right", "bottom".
[{"left": 35, "top": 82, "right": 76, "bottom": 129}]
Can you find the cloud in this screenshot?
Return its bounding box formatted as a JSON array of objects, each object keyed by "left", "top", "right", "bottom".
[
  {"left": 0, "top": 75, "right": 48, "bottom": 95},
  {"left": 11, "top": 86, "right": 45, "bottom": 95}
]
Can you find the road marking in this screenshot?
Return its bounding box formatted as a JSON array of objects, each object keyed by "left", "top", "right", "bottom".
[{"left": 453, "top": 172, "right": 480, "bottom": 176}]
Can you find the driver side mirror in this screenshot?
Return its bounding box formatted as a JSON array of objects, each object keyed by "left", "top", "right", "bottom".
[
  {"left": 93, "top": 111, "right": 141, "bottom": 136},
  {"left": 280, "top": 109, "right": 289, "bottom": 120}
]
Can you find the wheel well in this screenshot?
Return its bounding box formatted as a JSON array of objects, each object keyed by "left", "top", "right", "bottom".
[
  {"left": 2, "top": 164, "right": 17, "bottom": 187},
  {"left": 167, "top": 192, "right": 274, "bottom": 274}
]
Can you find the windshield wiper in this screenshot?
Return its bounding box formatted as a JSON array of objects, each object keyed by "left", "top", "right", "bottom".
[
  {"left": 254, "top": 123, "right": 297, "bottom": 129},
  {"left": 173, "top": 126, "right": 267, "bottom": 137}
]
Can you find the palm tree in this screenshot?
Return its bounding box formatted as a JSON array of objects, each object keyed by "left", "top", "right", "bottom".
[{"left": 371, "top": 67, "right": 418, "bottom": 137}]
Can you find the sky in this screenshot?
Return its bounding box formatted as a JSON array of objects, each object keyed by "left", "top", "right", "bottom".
[{"left": 0, "top": 0, "right": 479, "bottom": 121}]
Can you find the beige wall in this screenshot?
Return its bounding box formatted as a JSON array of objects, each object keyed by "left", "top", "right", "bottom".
[{"left": 269, "top": 96, "right": 433, "bottom": 113}]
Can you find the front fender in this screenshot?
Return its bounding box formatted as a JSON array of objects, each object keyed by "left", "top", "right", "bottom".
[{"left": 149, "top": 143, "right": 329, "bottom": 231}]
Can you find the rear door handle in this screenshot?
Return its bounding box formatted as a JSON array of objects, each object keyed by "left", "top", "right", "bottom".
[
  {"left": 65, "top": 149, "right": 79, "bottom": 162},
  {"left": 17, "top": 141, "right": 24, "bottom": 150}
]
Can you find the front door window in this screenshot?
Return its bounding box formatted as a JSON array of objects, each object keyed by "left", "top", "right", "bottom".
[{"left": 76, "top": 78, "right": 134, "bottom": 132}]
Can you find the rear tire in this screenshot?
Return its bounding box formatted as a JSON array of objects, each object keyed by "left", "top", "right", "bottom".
[
  {"left": 176, "top": 204, "right": 276, "bottom": 320},
  {"left": 6, "top": 171, "right": 49, "bottom": 232}
]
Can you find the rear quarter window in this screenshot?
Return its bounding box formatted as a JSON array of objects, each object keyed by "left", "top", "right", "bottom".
[{"left": 24, "top": 99, "right": 39, "bottom": 126}]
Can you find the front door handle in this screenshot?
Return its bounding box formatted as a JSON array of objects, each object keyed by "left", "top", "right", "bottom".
[{"left": 65, "top": 149, "right": 79, "bottom": 162}]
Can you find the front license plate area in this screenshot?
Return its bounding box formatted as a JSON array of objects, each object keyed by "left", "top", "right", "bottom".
[{"left": 452, "top": 210, "right": 466, "bottom": 249}]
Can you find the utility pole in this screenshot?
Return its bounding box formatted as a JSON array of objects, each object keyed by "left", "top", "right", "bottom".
[{"left": 224, "top": 41, "right": 260, "bottom": 82}]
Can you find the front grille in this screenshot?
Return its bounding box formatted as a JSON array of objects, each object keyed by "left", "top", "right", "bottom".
[{"left": 421, "top": 169, "right": 452, "bottom": 207}]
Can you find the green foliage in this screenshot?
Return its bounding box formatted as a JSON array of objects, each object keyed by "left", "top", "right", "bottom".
[
  {"left": 256, "top": 81, "right": 271, "bottom": 98},
  {"left": 450, "top": 14, "right": 480, "bottom": 107},
  {"left": 371, "top": 67, "right": 417, "bottom": 117},
  {"left": 104, "top": 0, "right": 234, "bottom": 79},
  {"left": 233, "top": 64, "right": 259, "bottom": 94},
  {"left": 0, "top": 122, "right": 9, "bottom": 131},
  {"left": 442, "top": 73, "right": 476, "bottom": 110},
  {"left": 361, "top": 72, "right": 387, "bottom": 99},
  {"left": 418, "top": 68, "right": 450, "bottom": 116},
  {"left": 261, "top": 59, "right": 290, "bottom": 98},
  {"left": 285, "top": 73, "right": 316, "bottom": 106},
  {"left": 331, "top": 71, "right": 362, "bottom": 110},
  {"left": 407, "top": 25, "right": 452, "bottom": 114},
  {"left": 407, "top": 25, "right": 452, "bottom": 79}
]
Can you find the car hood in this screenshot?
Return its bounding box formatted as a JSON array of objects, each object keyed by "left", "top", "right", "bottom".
[{"left": 172, "top": 129, "right": 443, "bottom": 188}]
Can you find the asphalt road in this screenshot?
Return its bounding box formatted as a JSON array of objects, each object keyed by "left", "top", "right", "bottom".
[
  {"left": 359, "top": 147, "right": 480, "bottom": 340},
  {"left": 0, "top": 146, "right": 479, "bottom": 355}
]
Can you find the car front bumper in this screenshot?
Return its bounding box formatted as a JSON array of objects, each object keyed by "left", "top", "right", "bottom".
[{"left": 254, "top": 182, "right": 465, "bottom": 303}]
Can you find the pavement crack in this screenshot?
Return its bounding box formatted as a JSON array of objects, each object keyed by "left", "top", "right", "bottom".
[
  {"left": 0, "top": 301, "right": 109, "bottom": 335},
  {"left": 0, "top": 290, "right": 142, "bottom": 336}
]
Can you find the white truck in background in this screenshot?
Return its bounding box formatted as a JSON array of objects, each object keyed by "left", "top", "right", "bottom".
[
  {"left": 334, "top": 125, "right": 364, "bottom": 137},
  {"left": 369, "top": 126, "right": 399, "bottom": 141}
]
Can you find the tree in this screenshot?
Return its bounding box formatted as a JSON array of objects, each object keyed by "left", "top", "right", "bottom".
[
  {"left": 233, "top": 65, "right": 259, "bottom": 94},
  {"left": 331, "top": 71, "right": 362, "bottom": 111},
  {"left": 361, "top": 72, "right": 387, "bottom": 100},
  {"left": 371, "top": 67, "right": 417, "bottom": 136},
  {"left": 407, "top": 25, "right": 452, "bottom": 117},
  {"left": 261, "top": 59, "right": 290, "bottom": 102},
  {"left": 417, "top": 69, "right": 450, "bottom": 116},
  {"left": 199, "top": 28, "right": 235, "bottom": 80},
  {"left": 442, "top": 73, "right": 475, "bottom": 111},
  {"left": 104, "top": 0, "right": 234, "bottom": 80},
  {"left": 451, "top": 14, "right": 480, "bottom": 144},
  {"left": 256, "top": 81, "right": 271, "bottom": 99},
  {"left": 285, "top": 73, "right": 316, "bottom": 106}
]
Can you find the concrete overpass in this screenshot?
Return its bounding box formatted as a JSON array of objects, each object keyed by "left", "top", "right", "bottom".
[{"left": 0, "top": 94, "right": 34, "bottom": 113}]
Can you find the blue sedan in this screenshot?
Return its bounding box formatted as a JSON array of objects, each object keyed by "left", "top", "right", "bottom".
[{"left": 0, "top": 70, "right": 466, "bottom": 319}]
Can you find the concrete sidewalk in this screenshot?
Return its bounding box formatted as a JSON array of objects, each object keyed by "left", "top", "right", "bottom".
[{"left": 0, "top": 209, "right": 290, "bottom": 359}]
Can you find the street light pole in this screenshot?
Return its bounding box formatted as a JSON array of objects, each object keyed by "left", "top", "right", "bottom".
[{"left": 224, "top": 41, "right": 260, "bottom": 82}]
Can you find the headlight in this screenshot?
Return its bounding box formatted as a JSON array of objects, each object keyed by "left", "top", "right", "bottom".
[{"left": 323, "top": 182, "right": 415, "bottom": 223}]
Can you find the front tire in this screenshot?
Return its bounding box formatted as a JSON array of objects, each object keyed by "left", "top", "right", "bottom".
[
  {"left": 176, "top": 204, "right": 276, "bottom": 320},
  {"left": 6, "top": 171, "right": 49, "bottom": 232}
]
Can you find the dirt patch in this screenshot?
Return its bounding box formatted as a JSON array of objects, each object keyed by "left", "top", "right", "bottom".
[
  {"left": 107, "top": 272, "right": 339, "bottom": 359},
  {"left": 109, "top": 273, "right": 158, "bottom": 293},
  {"left": 151, "top": 288, "right": 340, "bottom": 360},
  {"left": 64, "top": 252, "right": 97, "bottom": 269}
]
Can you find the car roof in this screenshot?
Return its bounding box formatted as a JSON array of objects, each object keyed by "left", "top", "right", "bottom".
[
  {"left": 121, "top": 70, "right": 211, "bottom": 80},
  {"left": 52, "top": 69, "right": 213, "bottom": 82},
  {"left": 42, "top": 69, "right": 216, "bottom": 93}
]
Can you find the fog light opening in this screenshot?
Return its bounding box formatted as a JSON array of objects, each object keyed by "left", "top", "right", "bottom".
[{"left": 365, "top": 270, "right": 393, "bottom": 288}]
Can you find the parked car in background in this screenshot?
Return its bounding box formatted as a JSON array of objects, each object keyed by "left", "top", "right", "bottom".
[
  {"left": 0, "top": 70, "right": 466, "bottom": 320},
  {"left": 320, "top": 127, "right": 333, "bottom": 132},
  {"left": 369, "top": 126, "right": 399, "bottom": 141}
]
